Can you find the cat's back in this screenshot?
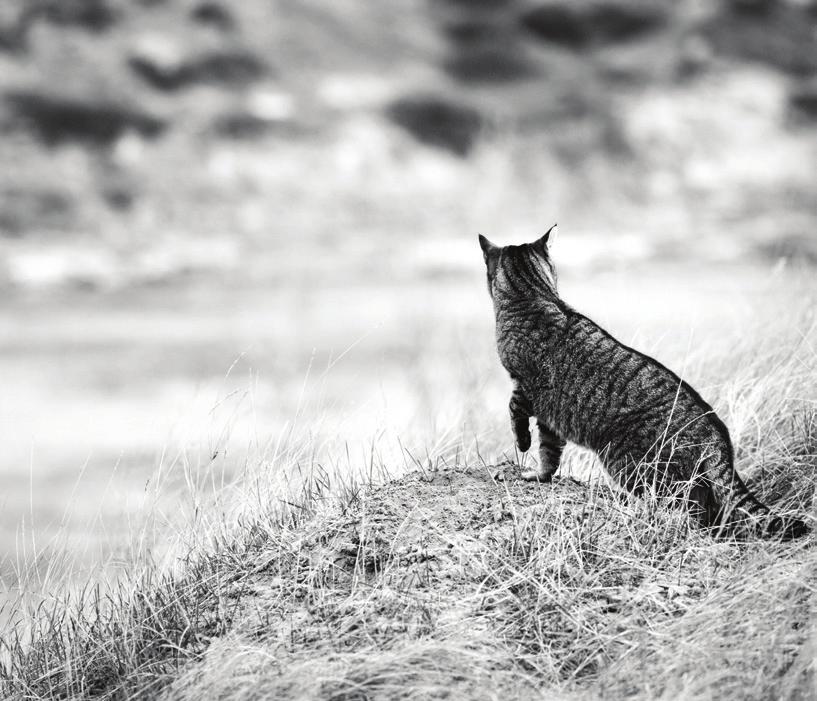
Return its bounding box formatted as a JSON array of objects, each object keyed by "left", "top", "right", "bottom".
[
  {"left": 564, "top": 311, "right": 713, "bottom": 416},
  {"left": 540, "top": 309, "right": 725, "bottom": 452}
]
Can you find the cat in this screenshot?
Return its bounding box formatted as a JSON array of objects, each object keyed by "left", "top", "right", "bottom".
[{"left": 479, "top": 228, "right": 810, "bottom": 540}]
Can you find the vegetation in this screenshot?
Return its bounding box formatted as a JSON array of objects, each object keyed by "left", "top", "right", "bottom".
[{"left": 2, "top": 315, "right": 815, "bottom": 700}]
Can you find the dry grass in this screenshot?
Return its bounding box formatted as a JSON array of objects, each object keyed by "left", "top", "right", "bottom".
[{"left": 1, "top": 312, "right": 816, "bottom": 701}]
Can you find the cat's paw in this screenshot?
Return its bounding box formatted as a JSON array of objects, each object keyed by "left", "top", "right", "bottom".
[
  {"left": 520, "top": 469, "right": 553, "bottom": 483},
  {"left": 514, "top": 428, "right": 531, "bottom": 453}
]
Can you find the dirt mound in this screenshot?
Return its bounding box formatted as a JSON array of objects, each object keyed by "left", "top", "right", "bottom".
[
  {"left": 5, "top": 454, "right": 813, "bottom": 699},
  {"left": 163, "top": 464, "right": 738, "bottom": 699},
  {"left": 167, "top": 465, "right": 600, "bottom": 698}
]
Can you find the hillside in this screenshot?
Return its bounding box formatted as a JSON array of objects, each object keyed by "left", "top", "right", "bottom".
[
  {"left": 165, "top": 467, "right": 814, "bottom": 700},
  {"left": 4, "top": 454, "right": 815, "bottom": 699}
]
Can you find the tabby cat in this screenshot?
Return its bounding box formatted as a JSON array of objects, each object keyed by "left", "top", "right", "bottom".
[{"left": 479, "top": 228, "right": 809, "bottom": 539}]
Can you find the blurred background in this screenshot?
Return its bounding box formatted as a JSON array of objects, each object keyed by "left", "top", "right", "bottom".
[{"left": 1, "top": 0, "right": 817, "bottom": 583}]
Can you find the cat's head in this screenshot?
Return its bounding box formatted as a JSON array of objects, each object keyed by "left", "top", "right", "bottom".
[{"left": 478, "top": 226, "right": 558, "bottom": 300}]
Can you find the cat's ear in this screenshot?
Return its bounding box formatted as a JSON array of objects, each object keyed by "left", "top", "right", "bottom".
[
  {"left": 478, "top": 234, "right": 500, "bottom": 276},
  {"left": 533, "top": 224, "right": 557, "bottom": 252},
  {"left": 478, "top": 234, "right": 499, "bottom": 257}
]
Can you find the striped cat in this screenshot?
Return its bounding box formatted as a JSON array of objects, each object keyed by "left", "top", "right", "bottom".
[{"left": 480, "top": 228, "right": 810, "bottom": 540}]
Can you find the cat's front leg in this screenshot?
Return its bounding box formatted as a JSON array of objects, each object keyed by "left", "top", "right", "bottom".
[
  {"left": 509, "top": 382, "right": 533, "bottom": 453},
  {"left": 521, "top": 421, "right": 566, "bottom": 482}
]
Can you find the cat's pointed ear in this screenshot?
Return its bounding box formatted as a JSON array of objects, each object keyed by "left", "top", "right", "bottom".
[
  {"left": 533, "top": 224, "right": 557, "bottom": 253},
  {"left": 478, "top": 234, "right": 498, "bottom": 257},
  {"left": 478, "top": 234, "right": 500, "bottom": 277}
]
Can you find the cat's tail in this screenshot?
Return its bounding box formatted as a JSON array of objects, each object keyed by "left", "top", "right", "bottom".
[
  {"left": 763, "top": 514, "right": 811, "bottom": 540},
  {"left": 721, "top": 476, "right": 811, "bottom": 541}
]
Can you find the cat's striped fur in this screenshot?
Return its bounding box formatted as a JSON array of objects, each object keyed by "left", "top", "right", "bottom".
[{"left": 480, "top": 229, "right": 810, "bottom": 540}]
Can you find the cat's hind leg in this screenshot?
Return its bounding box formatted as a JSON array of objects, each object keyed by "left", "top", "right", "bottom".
[
  {"left": 607, "top": 453, "right": 725, "bottom": 533},
  {"left": 687, "top": 479, "right": 723, "bottom": 533},
  {"left": 521, "top": 421, "right": 566, "bottom": 482}
]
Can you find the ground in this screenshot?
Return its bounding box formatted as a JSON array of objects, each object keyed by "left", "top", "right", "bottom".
[{"left": 159, "top": 464, "right": 816, "bottom": 700}]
